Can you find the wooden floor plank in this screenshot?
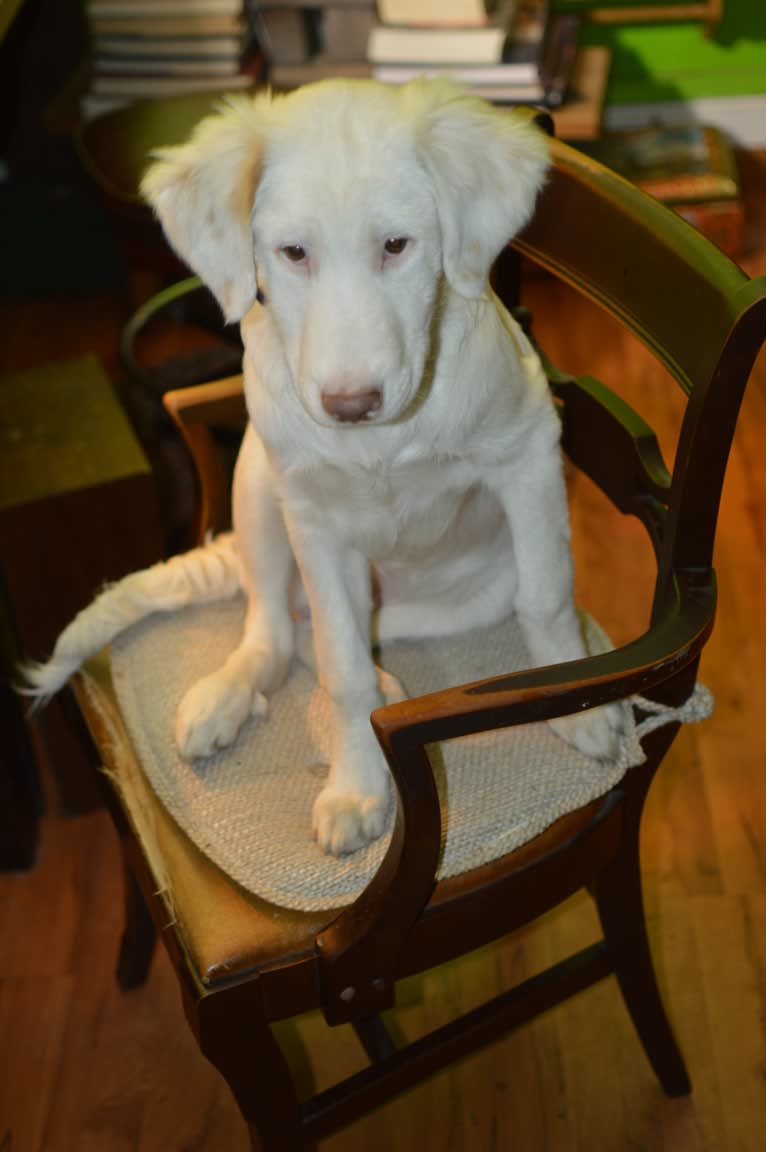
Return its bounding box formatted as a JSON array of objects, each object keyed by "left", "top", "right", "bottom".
[{"left": 692, "top": 894, "right": 766, "bottom": 1152}]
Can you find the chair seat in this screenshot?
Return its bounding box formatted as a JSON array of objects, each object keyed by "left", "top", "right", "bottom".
[
  {"left": 72, "top": 588, "right": 655, "bottom": 1005},
  {"left": 77, "top": 655, "right": 334, "bottom": 985},
  {"left": 88, "top": 594, "right": 644, "bottom": 907},
  {"left": 76, "top": 651, "right": 617, "bottom": 1012}
]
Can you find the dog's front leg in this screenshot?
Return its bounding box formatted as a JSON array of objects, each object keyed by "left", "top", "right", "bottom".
[
  {"left": 491, "top": 429, "right": 623, "bottom": 761},
  {"left": 287, "top": 520, "right": 390, "bottom": 855},
  {"left": 176, "top": 427, "right": 296, "bottom": 759}
]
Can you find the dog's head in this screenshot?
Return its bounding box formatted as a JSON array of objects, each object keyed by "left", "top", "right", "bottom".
[{"left": 141, "top": 79, "right": 549, "bottom": 427}]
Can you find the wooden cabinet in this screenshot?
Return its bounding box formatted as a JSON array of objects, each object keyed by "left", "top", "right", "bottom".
[{"left": 0, "top": 353, "right": 164, "bottom": 838}]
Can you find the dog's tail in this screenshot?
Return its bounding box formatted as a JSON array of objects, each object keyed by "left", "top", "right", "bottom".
[{"left": 19, "top": 533, "right": 242, "bottom": 705}]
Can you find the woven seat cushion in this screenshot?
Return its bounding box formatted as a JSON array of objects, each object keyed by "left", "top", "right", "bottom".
[{"left": 100, "top": 594, "right": 648, "bottom": 911}]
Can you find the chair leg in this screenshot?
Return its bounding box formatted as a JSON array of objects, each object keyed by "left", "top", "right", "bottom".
[
  {"left": 592, "top": 837, "right": 691, "bottom": 1097},
  {"left": 195, "top": 985, "right": 310, "bottom": 1151},
  {"left": 116, "top": 859, "right": 157, "bottom": 990},
  {"left": 248, "top": 1131, "right": 316, "bottom": 1152}
]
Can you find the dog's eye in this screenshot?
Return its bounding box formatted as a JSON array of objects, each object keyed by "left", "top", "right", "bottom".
[
  {"left": 281, "top": 244, "right": 307, "bottom": 263},
  {"left": 383, "top": 237, "right": 409, "bottom": 256}
]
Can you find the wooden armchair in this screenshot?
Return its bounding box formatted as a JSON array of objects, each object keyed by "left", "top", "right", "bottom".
[{"left": 73, "top": 134, "right": 766, "bottom": 1149}]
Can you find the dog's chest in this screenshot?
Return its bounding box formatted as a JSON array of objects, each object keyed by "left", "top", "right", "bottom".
[{"left": 305, "top": 454, "right": 485, "bottom": 561}]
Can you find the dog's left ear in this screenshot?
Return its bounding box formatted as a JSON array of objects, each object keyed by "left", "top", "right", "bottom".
[
  {"left": 410, "top": 82, "right": 550, "bottom": 298},
  {"left": 140, "top": 96, "right": 267, "bottom": 322}
]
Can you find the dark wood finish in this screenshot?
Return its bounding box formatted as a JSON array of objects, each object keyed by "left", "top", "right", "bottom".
[
  {"left": 584, "top": 2, "right": 722, "bottom": 31},
  {"left": 2, "top": 142, "right": 765, "bottom": 1150},
  {"left": 0, "top": 355, "right": 165, "bottom": 819},
  {"left": 303, "top": 942, "right": 615, "bottom": 1145},
  {"left": 115, "top": 861, "right": 157, "bottom": 991},
  {"left": 163, "top": 374, "right": 247, "bottom": 543},
  {"left": 0, "top": 356, "right": 163, "bottom": 657},
  {"left": 0, "top": 653, "right": 40, "bottom": 868}
]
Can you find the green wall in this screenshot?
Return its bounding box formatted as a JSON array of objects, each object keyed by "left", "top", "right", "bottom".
[{"left": 555, "top": 1, "right": 766, "bottom": 104}]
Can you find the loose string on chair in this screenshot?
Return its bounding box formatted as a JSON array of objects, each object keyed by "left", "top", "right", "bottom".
[{"left": 632, "top": 683, "right": 715, "bottom": 741}]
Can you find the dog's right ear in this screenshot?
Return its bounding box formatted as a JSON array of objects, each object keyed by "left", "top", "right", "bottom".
[
  {"left": 407, "top": 80, "right": 550, "bottom": 299},
  {"left": 140, "top": 96, "right": 268, "bottom": 323}
]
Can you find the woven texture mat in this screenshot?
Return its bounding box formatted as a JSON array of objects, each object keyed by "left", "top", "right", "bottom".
[{"left": 103, "top": 595, "right": 651, "bottom": 911}]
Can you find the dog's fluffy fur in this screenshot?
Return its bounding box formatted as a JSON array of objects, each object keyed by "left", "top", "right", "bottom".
[{"left": 25, "top": 79, "right": 621, "bottom": 855}]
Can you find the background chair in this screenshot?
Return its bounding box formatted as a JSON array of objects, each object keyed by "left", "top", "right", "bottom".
[
  {"left": 75, "top": 94, "right": 246, "bottom": 393},
  {"left": 71, "top": 134, "right": 766, "bottom": 1150}
]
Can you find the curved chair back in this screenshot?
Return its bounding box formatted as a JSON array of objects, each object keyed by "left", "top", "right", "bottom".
[{"left": 516, "top": 139, "right": 766, "bottom": 623}]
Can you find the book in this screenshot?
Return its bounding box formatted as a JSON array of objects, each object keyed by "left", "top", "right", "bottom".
[
  {"left": 90, "top": 14, "right": 246, "bottom": 36},
  {"left": 367, "top": 2, "right": 521, "bottom": 67},
  {"left": 368, "top": 25, "right": 508, "bottom": 67},
  {"left": 89, "top": 1, "right": 245, "bottom": 14},
  {"left": 373, "top": 60, "right": 541, "bottom": 86},
  {"left": 580, "top": 123, "right": 744, "bottom": 257},
  {"left": 93, "top": 35, "right": 250, "bottom": 60},
  {"left": 89, "top": 52, "right": 263, "bottom": 98},
  {"left": 376, "top": 0, "right": 501, "bottom": 24},
  {"left": 371, "top": 6, "right": 577, "bottom": 110},
  {"left": 93, "top": 55, "right": 249, "bottom": 77},
  {"left": 581, "top": 124, "right": 740, "bottom": 205},
  {"left": 82, "top": 1, "right": 263, "bottom": 111}
]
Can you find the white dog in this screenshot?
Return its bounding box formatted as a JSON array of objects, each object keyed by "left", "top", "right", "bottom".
[{"left": 26, "top": 79, "right": 620, "bottom": 855}]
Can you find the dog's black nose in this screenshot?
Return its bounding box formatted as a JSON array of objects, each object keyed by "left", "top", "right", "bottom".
[{"left": 321, "top": 388, "right": 382, "bottom": 422}]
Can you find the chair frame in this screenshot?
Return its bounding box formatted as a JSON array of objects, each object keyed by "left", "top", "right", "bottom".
[{"left": 76, "top": 134, "right": 766, "bottom": 1150}]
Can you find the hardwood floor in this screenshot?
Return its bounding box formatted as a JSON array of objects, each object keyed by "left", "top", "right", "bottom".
[{"left": 1, "top": 154, "right": 765, "bottom": 1151}]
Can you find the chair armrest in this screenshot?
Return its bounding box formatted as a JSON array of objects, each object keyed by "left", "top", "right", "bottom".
[
  {"left": 162, "top": 373, "right": 246, "bottom": 428},
  {"left": 162, "top": 375, "right": 246, "bottom": 542},
  {"left": 372, "top": 570, "right": 714, "bottom": 756},
  {"left": 317, "top": 569, "right": 715, "bottom": 1023}
]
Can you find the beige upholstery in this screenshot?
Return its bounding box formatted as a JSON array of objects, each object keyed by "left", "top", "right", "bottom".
[
  {"left": 95, "top": 593, "right": 647, "bottom": 910},
  {"left": 74, "top": 566, "right": 711, "bottom": 989},
  {"left": 77, "top": 653, "right": 618, "bottom": 994},
  {"left": 78, "top": 656, "right": 333, "bottom": 986}
]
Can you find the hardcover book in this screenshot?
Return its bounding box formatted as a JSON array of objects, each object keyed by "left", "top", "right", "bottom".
[
  {"left": 582, "top": 123, "right": 741, "bottom": 205},
  {"left": 368, "top": 1, "right": 546, "bottom": 73},
  {"left": 376, "top": 0, "right": 501, "bottom": 24}
]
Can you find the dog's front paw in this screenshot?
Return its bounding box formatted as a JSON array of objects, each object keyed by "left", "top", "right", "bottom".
[
  {"left": 312, "top": 786, "right": 389, "bottom": 856},
  {"left": 549, "top": 702, "right": 624, "bottom": 762},
  {"left": 176, "top": 670, "right": 268, "bottom": 760}
]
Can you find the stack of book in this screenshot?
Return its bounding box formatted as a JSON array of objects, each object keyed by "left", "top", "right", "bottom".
[
  {"left": 82, "top": 0, "right": 265, "bottom": 118},
  {"left": 367, "top": 0, "right": 580, "bottom": 107},
  {"left": 582, "top": 123, "right": 744, "bottom": 259}
]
